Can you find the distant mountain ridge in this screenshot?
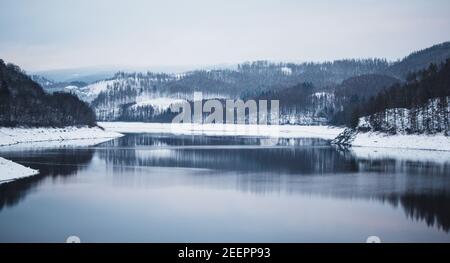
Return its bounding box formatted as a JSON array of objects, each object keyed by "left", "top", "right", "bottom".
[
  {"left": 70, "top": 59, "right": 390, "bottom": 122},
  {"left": 29, "top": 41, "right": 450, "bottom": 124},
  {"left": 386, "top": 42, "right": 450, "bottom": 79},
  {"left": 31, "top": 75, "right": 88, "bottom": 93},
  {"left": 335, "top": 74, "right": 400, "bottom": 99}
]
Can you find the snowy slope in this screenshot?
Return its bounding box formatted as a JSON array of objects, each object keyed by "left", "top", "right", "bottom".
[
  {"left": 70, "top": 72, "right": 176, "bottom": 103},
  {"left": 0, "top": 157, "right": 39, "bottom": 185},
  {"left": 357, "top": 97, "right": 449, "bottom": 135},
  {"left": 68, "top": 79, "right": 116, "bottom": 102},
  {"left": 333, "top": 96, "right": 450, "bottom": 151}
]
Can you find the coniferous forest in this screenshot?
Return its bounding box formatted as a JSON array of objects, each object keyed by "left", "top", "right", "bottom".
[
  {"left": 0, "top": 60, "right": 97, "bottom": 127},
  {"left": 334, "top": 59, "right": 450, "bottom": 134}
]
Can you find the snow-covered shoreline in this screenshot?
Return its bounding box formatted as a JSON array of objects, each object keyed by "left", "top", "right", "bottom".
[
  {"left": 0, "top": 126, "right": 123, "bottom": 147},
  {"left": 352, "top": 132, "right": 450, "bottom": 151},
  {"left": 0, "top": 157, "right": 39, "bottom": 185},
  {"left": 0, "top": 126, "right": 123, "bottom": 184},
  {"left": 333, "top": 129, "right": 450, "bottom": 152},
  {"left": 349, "top": 146, "right": 450, "bottom": 164},
  {"left": 99, "top": 122, "right": 345, "bottom": 140}
]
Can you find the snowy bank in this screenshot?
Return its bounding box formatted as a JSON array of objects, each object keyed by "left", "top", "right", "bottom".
[
  {"left": 0, "top": 157, "right": 39, "bottom": 185},
  {"left": 349, "top": 146, "right": 450, "bottom": 164},
  {"left": 0, "top": 137, "right": 123, "bottom": 152},
  {"left": 0, "top": 126, "right": 123, "bottom": 147},
  {"left": 333, "top": 129, "right": 450, "bottom": 151},
  {"left": 99, "top": 122, "right": 345, "bottom": 140},
  {"left": 0, "top": 126, "right": 123, "bottom": 184}
]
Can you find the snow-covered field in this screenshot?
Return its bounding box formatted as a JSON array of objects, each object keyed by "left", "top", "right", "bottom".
[
  {"left": 351, "top": 132, "right": 450, "bottom": 151},
  {"left": 0, "top": 126, "right": 123, "bottom": 147},
  {"left": 99, "top": 122, "right": 345, "bottom": 139},
  {"left": 0, "top": 157, "right": 39, "bottom": 185}
]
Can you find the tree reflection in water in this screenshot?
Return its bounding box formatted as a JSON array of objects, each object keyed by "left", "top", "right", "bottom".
[
  {"left": 1, "top": 134, "right": 449, "bottom": 234},
  {"left": 0, "top": 148, "right": 95, "bottom": 211}
]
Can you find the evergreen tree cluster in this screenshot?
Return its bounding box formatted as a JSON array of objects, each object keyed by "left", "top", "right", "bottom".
[
  {"left": 335, "top": 59, "right": 450, "bottom": 134},
  {"left": 0, "top": 60, "right": 97, "bottom": 127}
]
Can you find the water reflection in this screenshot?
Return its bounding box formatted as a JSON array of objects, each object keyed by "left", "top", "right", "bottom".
[
  {"left": 0, "top": 149, "right": 95, "bottom": 211},
  {"left": 96, "top": 134, "right": 450, "bottom": 233},
  {"left": 0, "top": 134, "right": 449, "bottom": 241},
  {"left": 97, "top": 134, "right": 358, "bottom": 173},
  {"left": 386, "top": 192, "right": 450, "bottom": 233}
]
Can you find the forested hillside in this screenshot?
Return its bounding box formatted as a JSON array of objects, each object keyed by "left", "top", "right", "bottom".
[
  {"left": 331, "top": 74, "right": 401, "bottom": 126},
  {"left": 255, "top": 83, "right": 335, "bottom": 125},
  {"left": 74, "top": 59, "right": 389, "bottom": 122},
  {"left": 350, "top": 60, "right": 450, "bottom": 134},
  {"left": 0, "top": 60, "right": 97, "bottom": 127},
  {"left": 31, "top": 75, "right": 88, "bottom": 94},
  {"left": 28, "top": 42, "right": 450, "bottom": 126},
  {"left": 334, "top": 74, "right": 400, "bottom": 101}
]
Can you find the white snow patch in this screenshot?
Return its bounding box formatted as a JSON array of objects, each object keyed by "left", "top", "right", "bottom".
[
  {"left": 70, "top": 80, "right": 116, "bottom": 102},
  {"left": 0, "top": 157, "right": 39, "bottom": 185},
  {"left": 83, "top": 80, "right": 113, "bottom": 96},
  {"left": 64, "top": 85, "right": 78, "bottom": 90},
  {"left": 0, "top": 137, "right": 120, "bottom": 152},
  {"left": 351, "top": 132, "right": 450, "bottom": 151},
  {"left": 280, "top": 67, "right": 292, "bottom": 75},
  {"left": 99, "top": 122, "right": 344, "bottom": 139},
  {"left": 0, "top": 126, "right": 123, "bottom": 147},
  {"left": 350, "top": 147, "right": 450, "bottom": 164},
  {"left": 312, "top": 92, "right": 332, "bottom": 98},
  {"left": 133, "top": 97, "right": 186, "bottom": 111}
]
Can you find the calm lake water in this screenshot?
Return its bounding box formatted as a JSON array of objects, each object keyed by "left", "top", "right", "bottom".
[{"left": 0, "top": 133, "right": 449, "bottom": 243}]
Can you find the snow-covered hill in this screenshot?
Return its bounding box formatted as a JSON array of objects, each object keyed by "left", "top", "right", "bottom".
[
  {"left": 357, "top": 97, "right": 450, "bottom": 135},
  {"left": 31, "top": 42, "right": 450, "bottom": 124},
  {"left": 332, "top": 96, "right": 450, "bottom": 151},
  {"left": 56, "top": 59, "right": 389, "bottom": 122}
]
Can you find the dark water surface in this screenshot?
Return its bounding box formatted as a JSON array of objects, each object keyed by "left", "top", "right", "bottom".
[{"left": 0, "top": 134, "right": 449, "bottom": 242}]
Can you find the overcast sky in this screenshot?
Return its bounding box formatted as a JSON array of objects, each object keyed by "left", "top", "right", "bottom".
[{"left": 1, "top": 0, "right": 450, "bottom": 71}]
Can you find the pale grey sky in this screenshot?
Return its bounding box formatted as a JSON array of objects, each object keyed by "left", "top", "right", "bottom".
[{"left": 1, "top": 0, "right": 450, "bottom": 71}]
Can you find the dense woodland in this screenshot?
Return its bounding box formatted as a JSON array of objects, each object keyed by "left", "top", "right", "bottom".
[
  {"left": 336, "top": 60, "right": 450, "bottom": 134},
  {"left": 255, "top": 82, "right": 334, "bottom": 125},
  {"left": 83, "top": 59, "right": 390, "bottom": 122},
  {"left": 78, "top": 42, "right": 450, "bottom": 124},
  {"left": 0, "top": 60, "right": 97, "bottom": 127}
]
